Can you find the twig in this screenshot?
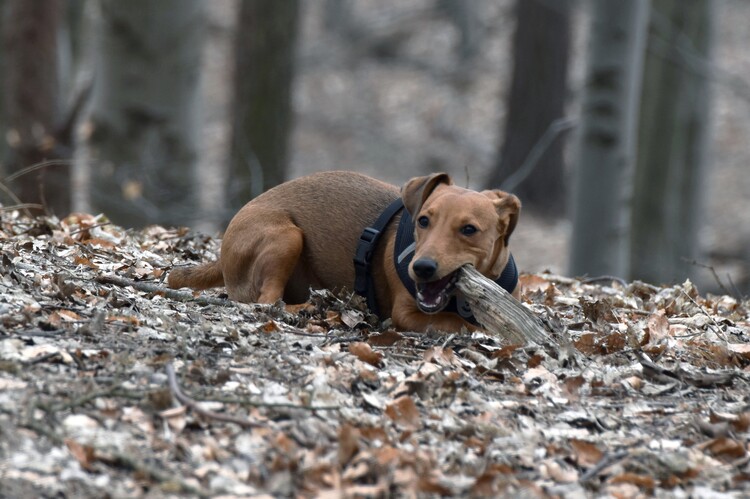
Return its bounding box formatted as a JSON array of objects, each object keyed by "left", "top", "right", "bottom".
[
  {"left": 96, "top": 274, "right": 231, "bottom": 306},
  {"left": 680, "top": 289, "right": 727, "bottom": 342},
  {"left": 579, "top": 450, "right": 629, "bottom": 482},
  {"left": 199, "top": 394, "right": 339, "bottom": 412},
  {"left": 99, "top": 450, "right": 210, "bottom": 498},
  {"left": 67, "top": 221, "right": 113, "bottom": 236},
  {"left": 0, "top": 180, "right": 33, "bottom": 217},
  {"left": 683, "top": 258, "right": 734, "bottom": 298},
  {"left": 0, "top": 203, "right": 45, "bottom": 213},
  {"left": 50, "top": 383, "right": 141, "bottom": 413},
  {"left": 500, "top": 117, "right": 577, "bottom": 192},
  {"left": 441, "top": 333, "right": 456, "bottom": 349},
  {"left": 581, "top": 275, "right": 628, "bottom": 287},
  {"left": 165, "top": 363, "right": 262, "bottom": 428},
  {"left": 24, "top": 351, "right": 63, "bottom": 365},
  {"left": 2, "top": 159, "right": 75, "bottom": 183}
]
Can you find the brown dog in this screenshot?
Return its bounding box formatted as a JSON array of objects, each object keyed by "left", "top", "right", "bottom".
[{"left": 168, "top": 171, "right": 521, "bottom": 332}]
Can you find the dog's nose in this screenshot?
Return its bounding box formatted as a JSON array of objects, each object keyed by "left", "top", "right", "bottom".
[{"left": 412, "top": 258, "right": 438, "bottom": 280}]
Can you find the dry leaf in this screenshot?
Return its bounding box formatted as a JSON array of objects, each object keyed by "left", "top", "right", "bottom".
[
  {"left": 338, "top": 424, "right": 360, "bottom": 466},
  {"left": 385, "top": 396, "right": 421, "bottom": 430},
  {"left": 367, "top": 330, "right": 403, "bottom": 346},
  {"left": 349, "top": 342, "right": 383, "bottom": 367},
  {"left": 609, "top": 472, "right": 656, "bottom": 490},
  {"left": 65, "top": 438, "right": 96, "bottom": 471},
  {"left": 570, "top": 439, "right": 604, "bottom": 467}
]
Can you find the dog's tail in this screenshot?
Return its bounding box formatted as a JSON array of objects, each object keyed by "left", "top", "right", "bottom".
[{"left": 168, "top": 261, "right": 224, "bottom": 290}]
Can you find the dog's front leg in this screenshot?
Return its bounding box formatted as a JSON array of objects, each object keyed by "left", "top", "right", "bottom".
[{"left": 390, "top": 294, "right": 477, "bottom": 333}]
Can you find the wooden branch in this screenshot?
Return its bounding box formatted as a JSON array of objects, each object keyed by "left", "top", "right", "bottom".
[
  {"left": 456, "top": 265, "right": 550, "bottom": 345},
  {"left": 95, "top": 274, "right": 231, "bottom": 306},
  {"left": 95, "top": 275, "right": 295, "bottom": 322},
  {"left": 165, "top": 363, "right": 262, "bottom": 429}
]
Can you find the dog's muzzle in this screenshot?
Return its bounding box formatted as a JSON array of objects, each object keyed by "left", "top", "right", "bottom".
[{"left": 415, "top": 270, "right": 458, "bottom": 314}]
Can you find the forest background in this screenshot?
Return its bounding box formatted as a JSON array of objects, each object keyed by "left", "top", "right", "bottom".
[{"left": 0, "top": 0, "right": 747, "bottom": 295}]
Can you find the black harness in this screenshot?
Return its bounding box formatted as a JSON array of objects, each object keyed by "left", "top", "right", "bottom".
[{"left": 353, "top": 198, "right": 518, "bottom": 323}]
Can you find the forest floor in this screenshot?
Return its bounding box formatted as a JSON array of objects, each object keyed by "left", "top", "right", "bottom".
[
  {"left": 3, "top": 2, "right": 749, "bottom": 497},
  {"left": 1, "top": 211, "right": 750, "bottom": 497}
]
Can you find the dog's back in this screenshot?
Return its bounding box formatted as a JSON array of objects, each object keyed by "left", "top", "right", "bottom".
[
  {"left": 245, "top": 171, "right": 399, "bottom": 297},
  {"left": 171, "top": 171, "right": 399, "bottom": 303}
]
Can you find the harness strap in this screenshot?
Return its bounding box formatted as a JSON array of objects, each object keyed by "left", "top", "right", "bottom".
[{"left": 353, "top": 198, "right": 404, "bottom": 316}]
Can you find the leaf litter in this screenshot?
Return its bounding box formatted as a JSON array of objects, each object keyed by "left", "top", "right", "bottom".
[{"left": 0, "top": 209, "right": 749, "bottom": 497}]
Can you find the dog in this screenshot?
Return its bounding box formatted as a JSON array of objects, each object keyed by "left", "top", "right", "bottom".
[{"left": 168, "top": 171, "right": 521, "bottom": 333}]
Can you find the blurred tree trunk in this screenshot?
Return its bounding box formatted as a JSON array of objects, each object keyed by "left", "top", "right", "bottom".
[
  {"left": 85, "top": 0, "right": 205, "bottom": 228},
  {"left": 0, "top": 0, "right": 6, "bottom": 174},
  {"left": 2, "top": 0, "right": 70, "bottom": 216},
  {"left": 569, "top": 0, "right": 650, "bottom": 278},
  {"left": 629, "top": 0, "right": 714, "bottom": 285},
  {"left": 485, "top": 0, "right": 571, "bottom": 216},
  {"left": 227, "top": 0, "right": 300, "bottom": 215},
  {"left": 436, "top": 0, "right": 480, "bottom": 65}
]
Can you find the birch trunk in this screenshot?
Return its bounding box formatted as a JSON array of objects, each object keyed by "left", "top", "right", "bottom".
[
  {"left": 85, "top": 0, "right": 205, "bottom": 227},
  {"left": 487, "top": 0, "right": 571, "bottom": 217},
  {"left": 568, "top": 0, "right": 650, "bottom": 278},
  {"left": 227, "top": 0, "right": 300, "bottom": 215},
  {"left": 3, "top": 0, "right": 69, "bottom": 216},
  {"left": 630, "top": 0, "right": 714, "bottom": 285}
]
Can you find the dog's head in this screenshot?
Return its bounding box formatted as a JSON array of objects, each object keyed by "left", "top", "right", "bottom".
[{"left": 401, "top": 173, "right": 521, "bottom": 314}]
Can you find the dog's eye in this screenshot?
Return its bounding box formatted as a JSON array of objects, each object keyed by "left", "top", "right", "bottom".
[
  {"left": 460, "top": 224, "right": 478, "bottom": 236},
  {"left": 417, "top": 216, "right": 429, "bottom": 228}
]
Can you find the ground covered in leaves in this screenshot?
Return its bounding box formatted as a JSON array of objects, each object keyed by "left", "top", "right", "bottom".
[{"left": 1, "top": 211, "right": 750, "bottom": 498}]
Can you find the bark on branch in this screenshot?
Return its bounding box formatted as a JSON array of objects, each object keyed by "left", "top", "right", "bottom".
[{"left": 456, "top": 265, "right": 550, "bottom": 345}]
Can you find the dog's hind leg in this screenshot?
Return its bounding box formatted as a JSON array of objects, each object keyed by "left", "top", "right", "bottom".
[{"left": 221, "top": 215, "right": 304, "bottom": 304}]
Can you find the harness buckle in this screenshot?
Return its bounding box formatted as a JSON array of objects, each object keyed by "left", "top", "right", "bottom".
[{"left": 354, "top": 227, "right": 379, "bottom": 294}]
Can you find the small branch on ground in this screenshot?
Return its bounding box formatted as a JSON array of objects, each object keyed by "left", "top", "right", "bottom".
[
  {"left": 456, "top": 265, "right": 551, "bottom": 345},
  {"left": 96, "top": 274, "right": 297, "bottom": 324},
  {"left": 579, "top": 450, "right": 630, "bottom": 482},
  {"left": 96, "top": 274, "right": 231, "bottom": 306},
  {"left": 165, "top": 363, "right": 263, "bottom": 428},
  {"left": 684, "top": 258, "right": 740, "bottom": 299}
]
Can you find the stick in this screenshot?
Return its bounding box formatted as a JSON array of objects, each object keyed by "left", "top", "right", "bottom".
[
  {"left": 96, "top": 274, "right": 293, "bottom": 319},
  {"left": 456, "top": 265, "right": 550, "bottom": 345},
  {"left": 165, "top": 363, "right": 262, "bottom": 429},
  {"left": 96, "top": 274, "right": 231, "bottom": 306}
]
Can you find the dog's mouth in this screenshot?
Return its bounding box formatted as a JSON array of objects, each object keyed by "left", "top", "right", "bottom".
[{"left": 415, "top": 271, "right": 458, "bottom": 314}]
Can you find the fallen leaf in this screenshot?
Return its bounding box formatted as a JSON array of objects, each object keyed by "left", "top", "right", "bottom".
[
  {"left": 349, "top": 342, "right": 383, "bottom": 367},
  {"left": 570, "top": 439, "right": 604, "bottom": 467},
  {"left": 367, "top": 330, "right": 403, "bottom": 346},
  {"left": 385, "top": 396, "right": 421, "bottom": 430},
  {"left": 609, "top": 472, "right": 656, "bottom": 490},
  {"left": 261, "top": 321, "right": 280, "bottom": 333},
  {"left": 338, "top": 424, "right": 360, "bottom": 466},
  {"left": 65, "top": 438, "right": 96, "bottom": 471},
  {"left": 704, "top": 437, "right": 746, "bottom": 461}
]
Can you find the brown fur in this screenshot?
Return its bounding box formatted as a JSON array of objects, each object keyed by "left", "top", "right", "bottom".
[{"left": 169, "top": 171, "right": 521, "bottom": 333}]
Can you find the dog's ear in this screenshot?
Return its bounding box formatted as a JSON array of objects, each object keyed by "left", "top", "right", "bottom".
[
  {"left": 401, "top": 173, "right": 452, "bottom": 216},
  {"left": 483, "top": 190, "right": 521, "bottom": 244}
]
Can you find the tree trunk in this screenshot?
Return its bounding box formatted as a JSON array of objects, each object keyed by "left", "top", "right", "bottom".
[
  {"left": 0, "top": 0, "right": 6, "bottom": 174},
  {"left": 485, "top": 0, "right": 571, "bottom": 216},
  {"left": 85, "top": 0, "right": 205, "bottom": 228},
  {"left": 227, "top": 0, "right": 300, "bottom": 215},
  {"left": 2, "top": 0, "right": 70, "bottom": 216},
  {"left": 629, "top": 0, "right": 714, "bottom": 285},
  {"left": 568, "top": 0, "right": 650, "bottom": 278}
]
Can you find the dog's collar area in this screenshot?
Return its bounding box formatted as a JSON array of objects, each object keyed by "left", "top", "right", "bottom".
[
  {"left": 353, "top": 198, "right": 405, "bottom": 317},
  {"left": 354, "top": 197, "right": 518, "bottom": 323}
]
